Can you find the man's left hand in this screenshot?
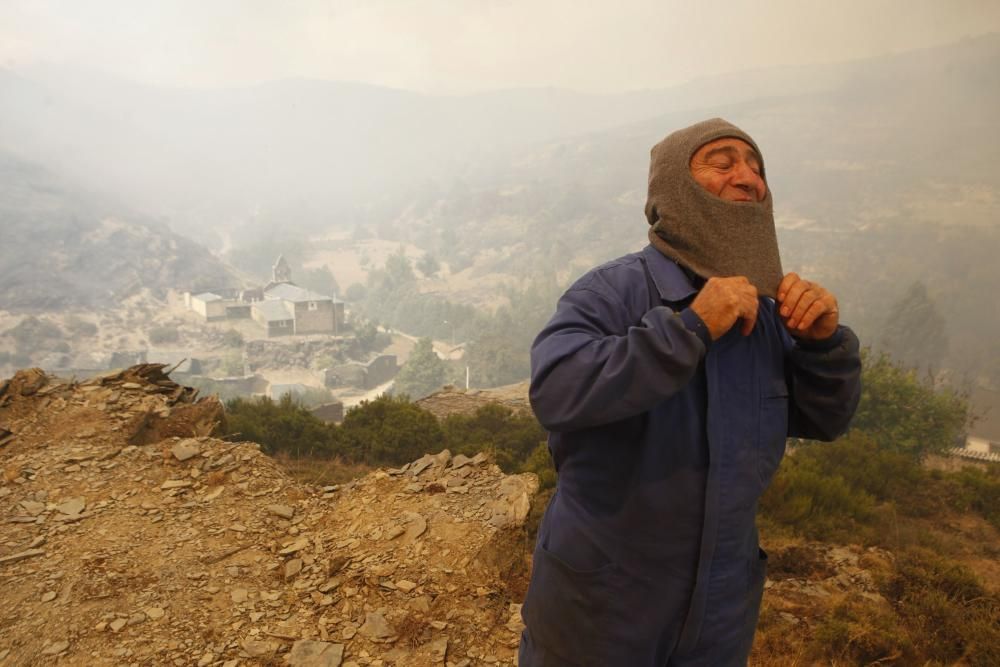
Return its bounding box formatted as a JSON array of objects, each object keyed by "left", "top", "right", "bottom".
[{"left": 777, "top": 273, "right": 839, "bottom": 341}]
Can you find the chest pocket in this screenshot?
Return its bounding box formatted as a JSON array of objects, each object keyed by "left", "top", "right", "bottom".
[{"left": 758, "top": 375, "right": 789, "bottom": 488}]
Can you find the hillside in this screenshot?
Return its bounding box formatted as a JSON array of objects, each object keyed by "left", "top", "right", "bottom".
[
  {"left": 2, "top": 365, "right": 999, "bottom": 664},
  {"left": 0, "top": 152, "right": 238, "bottom": 312},
  {"left": 0, "top": 366, "right": 537, "bottom": 666},
  {"left": 349, "top": 36, "right": 1000, "bottom": 385}
]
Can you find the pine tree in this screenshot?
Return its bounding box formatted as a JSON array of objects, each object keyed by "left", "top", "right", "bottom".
[
  {"left": 393, "top": 337, "right": 446, "bottom": 399},
  {"left": 878, "top": 281, "right": 948, "bottom": 372}
]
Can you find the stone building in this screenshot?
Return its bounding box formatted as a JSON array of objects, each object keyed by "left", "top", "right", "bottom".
[
  {"left": 187, "top": 255, "right": 344, "bottom": 337},
  {"left": 325, "top": 354, "right": 398, "bottom": 390}
]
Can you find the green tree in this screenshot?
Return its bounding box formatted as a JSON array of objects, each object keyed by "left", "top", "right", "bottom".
[
  {"left": 345, "top": 282, "right": 367, "bottom": 301},
  {"left": 394, "top": 337, "right": 446, "bottom": 399},
  {"left": 298, "top": 265, "right": 340, "bottom": 298},
  {"left": 417, "top": 252, "right": 441, "bottom": 278},
  {"left": 466, "top": 331, "right": 530, "bottom": 388},
  {"left": 850, "top": 350, "right": 967, "bottom": 457},
  {"left": 383, "top": 250, "right": 416, "bottom": 289},
  {"left": 355, "top": 320, "right": 379, "bottom": 353},
  {"left": 878, "top": 281, "right": 948, "bottom": 372}
]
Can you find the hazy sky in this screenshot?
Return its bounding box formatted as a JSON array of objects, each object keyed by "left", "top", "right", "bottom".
[{"left": 2, "top": 0, "right": 999, "bottom": 93}]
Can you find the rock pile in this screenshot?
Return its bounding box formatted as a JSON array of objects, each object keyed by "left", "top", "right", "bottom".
[{"left": 1, "top": 367, "right": 537, "bottom": 666}]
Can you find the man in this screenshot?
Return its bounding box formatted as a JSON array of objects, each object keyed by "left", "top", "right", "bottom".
[{"left": 518, "top": 118, "right": 862, "bottom": 666}]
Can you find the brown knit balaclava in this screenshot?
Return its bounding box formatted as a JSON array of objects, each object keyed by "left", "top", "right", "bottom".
[{"left": 645, "top": 118, "right": 783, "bottom": 298}]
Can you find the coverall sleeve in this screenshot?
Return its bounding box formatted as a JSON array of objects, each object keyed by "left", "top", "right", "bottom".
[
  {"left": 529, "top": 284, "right": 706, "bottom": 432},
  {"left": 782, "top": 323, "right": 863, "bottom": 441}
]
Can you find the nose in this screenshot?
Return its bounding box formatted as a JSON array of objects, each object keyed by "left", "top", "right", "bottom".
[{"left": 732, "top": 161, "right": 766, "bottom": 201}]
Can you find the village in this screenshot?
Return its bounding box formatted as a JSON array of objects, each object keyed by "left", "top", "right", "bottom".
[{"left": 0, "top": 254, "right": 473, "bottom": 427}]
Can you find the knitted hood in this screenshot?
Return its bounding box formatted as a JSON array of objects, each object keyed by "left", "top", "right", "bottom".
[{"left": 645, "top": 118, "right": 783, "bottom": 298}]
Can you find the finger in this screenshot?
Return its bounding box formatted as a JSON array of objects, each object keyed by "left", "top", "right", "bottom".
[
  {"left": 740, "top": 293, "right": 758, "bottom": 335},
  {"left": 777, "top": 273, "right": 799, "bottom": 302},
  {"left": 788, "top": 288, "right": 820, "bottom": 328},
  {"left": 795, "top": 298, "right": 830, "bottom": 332},
  {"left": 781, "top": 280, "right": 813, "bottom": 320}
]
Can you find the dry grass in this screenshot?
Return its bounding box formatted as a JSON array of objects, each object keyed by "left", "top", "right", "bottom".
[{"left": 394, "top": 614, "right": 431, "bottom": 648}]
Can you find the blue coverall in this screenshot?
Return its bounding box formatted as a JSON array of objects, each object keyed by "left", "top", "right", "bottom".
[{"left": 519, "top": 245, "right": 862, "bottom": 666}]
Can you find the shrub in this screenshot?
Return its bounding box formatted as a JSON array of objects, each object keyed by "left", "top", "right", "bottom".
[
  {"left": 521, "top": 442, "right": 557, "bottom": 490},
  {"left": 880, "top": 548, "right": 1000, "bottom": 666},
  {"left": 760, "top": 448, "right": 877, "bottom": 542},
  {"left": 810, "top": 596, "right": 913, "bottom": 664},
  {"left": 225, "top": 395, "right": 340, "bottom": 459},
  {"left": 441, "top": 404, "right": 546, "bottom": 473},
  {"left": 850, "top": 350, "right": 967, "bottom": 457},
  {"left": 942, "top": 465, "right": 1000, "bottom": 530},
  {"left": 340, "top": 394, "right": 443, "bottom": 466}
]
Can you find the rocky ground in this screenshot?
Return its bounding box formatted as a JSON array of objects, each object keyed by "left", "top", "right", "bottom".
[
  {"left": 1, "top": 364, "right": 922, "bottom": 666},
  {"left": 0, "top": 367, "right": 537, "bottom": 666}
]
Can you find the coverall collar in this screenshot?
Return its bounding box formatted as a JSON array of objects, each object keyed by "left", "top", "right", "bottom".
[{"left": 641, "top": 244, "right": 700, "bottom": 304}]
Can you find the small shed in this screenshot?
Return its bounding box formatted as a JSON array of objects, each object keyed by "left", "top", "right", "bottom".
[{"left": 311, "top": 401, "right": 345, "bottom": 424}]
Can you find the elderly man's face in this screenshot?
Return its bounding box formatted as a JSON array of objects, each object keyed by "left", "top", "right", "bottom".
[{"left": 688, "top": 138, "right": 767, "bottom": 203}]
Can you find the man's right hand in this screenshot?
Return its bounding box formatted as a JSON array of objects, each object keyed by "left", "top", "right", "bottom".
[{"left": 689, "top": 276, "right": 759, "bottom": 340}]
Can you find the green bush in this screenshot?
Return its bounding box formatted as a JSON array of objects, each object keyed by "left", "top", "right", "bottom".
[
  {"left": 521, "top": 442, "right": 557, "bottom": 490},
  {"left": 222, "top": 390, "right": 557, "bottom": 487},
  {"left": 441, "top": 404, "right": 547, "bottom": 473},
  {"left": 760, "top": 443, "right": 878, "bottom": 542},
  {"left": 942, "top": 465, "right": 1000, "bottom": 530},
  {"left": 340, "top": 394, "right": 443, "bottom": 466},
  {"left": 225, "top": 395, "right": 340, "bottom": 459},
  {"left": 850, "top": 350, "right": 967, "bottom": 457}
]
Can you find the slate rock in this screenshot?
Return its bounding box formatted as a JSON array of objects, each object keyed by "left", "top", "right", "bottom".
[
  {"left": 41, "top": 640, "right": 69, "bottom": 655},
  {"left": 56, "top": 497, "right": 86, "bottom": 516},
  {"left": 171, "top": 439, "right": 200, "bottom": 462},
  {"left": 285, "top": 558, "right": 303, "bottom": 580},
  {"left": 358, "top": 610, "right": 395, "bottom": 641},
  {"left": 268, "top": 504, "right": 295, "bottom": 519},
  {"left": 288, "top": 639, "right": 345, "bottom": 667}
]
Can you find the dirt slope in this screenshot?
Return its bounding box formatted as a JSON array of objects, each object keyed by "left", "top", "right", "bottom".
[{"left": 0, "top": 367, "right": 537, "bottom": 666}]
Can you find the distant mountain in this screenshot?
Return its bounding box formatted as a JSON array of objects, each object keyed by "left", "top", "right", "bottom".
[
  {"left": 0, "top": 152, "right": 237, "bottom": 312},
  {"left": 2, "top": 34, "right": 995, "bottom": 248},
  {"left": 378, "top": 35, "right": 1000, "bottom": 382}
]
